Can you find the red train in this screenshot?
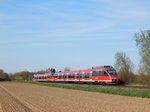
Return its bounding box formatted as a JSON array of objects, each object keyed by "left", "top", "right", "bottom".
[{"left": 33, "top": 66, "right": 118, "bottom": 83}]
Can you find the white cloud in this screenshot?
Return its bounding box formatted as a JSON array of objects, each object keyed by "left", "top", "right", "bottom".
[{"left": 96, "top": 0, "right": 150, "bottom": 21}]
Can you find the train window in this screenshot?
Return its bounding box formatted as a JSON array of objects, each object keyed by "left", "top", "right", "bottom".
[
  {"left": 92, "top": 71, "right": 108, "bottom": 76},
  {"left": 72, "top": 74, "right": 75, "bottom": 78},
  {"left": 59, "top": 75, "right": 62, "bottom": 78},
  {"left": 70, "top": 74, "right": 73, "bottom": 78},
  {"left": 85, "top": 73, "right": 90, "bottom": 78},
  {"left": 103, "top": 72, "right": 108, "bottom": 76},
  {"left": 79, "top": 74, "right": 82, "bottom": 78},
  {"left": 92, "top": 71, "right": 98, "bottom": 76},
  {"left": 63, "top": 74, "right": 67, "bottom": 78},
  {"left": 63, "top": 74, "right": 65, "bottom": 78},
  {"left": 69, "top": 74, "right": 71, "bottom": 78},
  {"left": 77, "top": 74, "right": 80, "bottom": 78},
  {"left": 107, "top": 69, "right": 117, "bottom": 77},
  {"left": 54, "top": 74, "right": 58, "bottom": 78},
  {"left": 68, "top": 74, "right": 70, "bottom": 78}
]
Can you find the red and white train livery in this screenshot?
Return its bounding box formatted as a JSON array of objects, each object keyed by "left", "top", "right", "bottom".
[{"left": 33, "top": 66, "right": 118, "bottom": 83}]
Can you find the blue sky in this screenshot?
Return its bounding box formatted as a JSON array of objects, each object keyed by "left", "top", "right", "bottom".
[{"left": 0, "top": 0, "right": 150, "bottom": 73}]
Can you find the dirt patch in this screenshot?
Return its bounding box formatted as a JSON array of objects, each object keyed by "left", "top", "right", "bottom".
[
  {"left": 0, "top": 85, "right": 28, "bottom": 112},
  {"left": 0, "top": 82, "right": 150, "bottom": 112},
  {"left": 0, "top": 103, "right": 3, "bottom": 112}
]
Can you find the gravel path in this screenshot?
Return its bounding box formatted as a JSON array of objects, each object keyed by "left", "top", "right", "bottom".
[{"left": 0, "top": 82, "right": 150, "bottom": 112}]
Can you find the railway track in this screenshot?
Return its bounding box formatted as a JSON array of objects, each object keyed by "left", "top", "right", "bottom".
[{"left": 42, "top": 81, "right": 150, "bottom": 90}]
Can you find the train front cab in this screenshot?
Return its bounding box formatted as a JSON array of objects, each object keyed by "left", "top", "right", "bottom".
[
  {"left": 91, "top": 68, "right": 118, "bottom": 83},
  {"left": 105, "top": 68, "right": 118, "bottom": 83}
]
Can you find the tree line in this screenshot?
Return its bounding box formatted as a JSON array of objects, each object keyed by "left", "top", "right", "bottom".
[
  {"left": 114, "top": 30, "right": 150, "bottom": 85},
  {"left": 0, "top": 30, "right": 150, "bottom": 85}
]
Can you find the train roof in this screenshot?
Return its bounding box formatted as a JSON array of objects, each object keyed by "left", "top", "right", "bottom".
[
  {"left": 53, "top": 65, "right": 114, "bottom": 75},
  {"left": 34, "top": 65, "right": 114, "bottom": 76}
]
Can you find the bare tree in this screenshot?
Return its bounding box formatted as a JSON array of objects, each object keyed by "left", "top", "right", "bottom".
[
  {"left": 64, "top": 67, "right": 70, "bottom": 72},
  {"left": 134, "top": 30, "right": 150, "bottom": 75},
  {"left": 114, "top": 52, "right": 134, "bottom": 83}
]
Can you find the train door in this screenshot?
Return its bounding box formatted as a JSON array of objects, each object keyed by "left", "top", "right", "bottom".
[
  {"left": 89, "top": 72, "right": 92, "bottom": 80},
  {"left": 75, "top": 72, "right": 77, "bottom": 81},
  {"left": 66, "top": 73, "right": 68, "bottom": 81},
  {"left": 82, "top": 72, "right": 85, "bottom": 81}
]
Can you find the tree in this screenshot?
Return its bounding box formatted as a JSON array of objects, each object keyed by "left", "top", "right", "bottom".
[
  {"left": 14, "top": 71, "right": 34, "bottom": 81},
  {"left": 8, "top": 73, "right": 15, "bottom": 81},
  {"left": 64, "top": 67, "right": 70, "bottom": 72},
  {"left": 114, "top": 52, "right": 134, "bottom": 83},
  {"left": 46, "top": 68, "right": 51, "bottom": 73},
  {"left": 134, "top": 30, "right": 150, "bottom": 75},
  {"left": 0, "top": 69, "right": 10, "bottom": 81},
  {"left": 36, "top": 70, "right": 47, "bottom": 74}
]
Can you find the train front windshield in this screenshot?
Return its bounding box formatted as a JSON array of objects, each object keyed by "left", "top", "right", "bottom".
[{"left": 107, "top": 69, "right": 117, "bottom": 77}]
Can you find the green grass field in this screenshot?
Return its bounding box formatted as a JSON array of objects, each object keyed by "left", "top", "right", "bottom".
[
  {"left": 20, "top": 81, "right": 150, "bottom": 98},
  {"left": 126, "top": 83, "right": 150, "bottom": 87}
]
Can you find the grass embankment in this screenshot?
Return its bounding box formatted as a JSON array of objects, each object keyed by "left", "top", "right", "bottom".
[
  {"left": 20, "top": 81, "right": 150, "bottom": 98},
  {"left": 126, "top": 83, "right": 150, "bottom": 87}
]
